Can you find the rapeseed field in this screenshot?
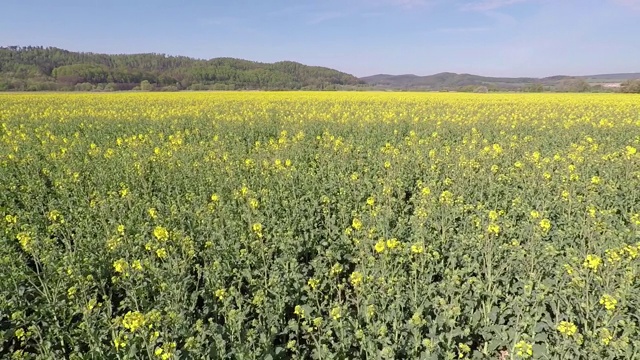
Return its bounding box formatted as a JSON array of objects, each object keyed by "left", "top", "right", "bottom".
[{"left": 1, "top": 92, "right": 640, "bottom": 359}]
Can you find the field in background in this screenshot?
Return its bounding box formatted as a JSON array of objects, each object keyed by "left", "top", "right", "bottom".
[{"left": 1, "top": 92, "right": 640, "bottom": 359}]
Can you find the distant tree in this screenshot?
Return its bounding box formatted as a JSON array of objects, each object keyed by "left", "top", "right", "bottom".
[
  {"left": 556, "top": 79, "right": 591, "bottom": 93},
  {"left": 140, "top": 80, "right": 154, "bottom": 91},
  {"left": 524, "top": 83, "right": 544, "bottom": 92},
  {"left": 474, "top": 86, "right": 489, "bottom": 93},
  {"left": 160, "top": 85, "right": 178, "bottom": 92},
  {"left": 188, "top": 83, "right": 209, "bottom": 91},
  {"left": 74, "top": 82, "right": 94, "bottom": 91},
  {"left": 620, "top": 80, "right": 640, "bottom": 93}
]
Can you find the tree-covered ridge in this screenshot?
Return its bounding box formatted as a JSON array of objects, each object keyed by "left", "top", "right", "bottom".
[{"left": 0, "top": 46, "right": 364, "bottom": 91}]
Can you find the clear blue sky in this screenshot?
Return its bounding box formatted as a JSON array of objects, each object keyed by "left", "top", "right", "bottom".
[{"left": 1, "top": 0, "right": 639, "bottom": 77}]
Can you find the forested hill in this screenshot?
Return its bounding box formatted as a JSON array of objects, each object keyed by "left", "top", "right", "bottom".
[{"left": 0, "top": 46, "right": 364, "bottom": 91}]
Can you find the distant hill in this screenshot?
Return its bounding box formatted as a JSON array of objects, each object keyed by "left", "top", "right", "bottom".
[
  {"left": 0, "top": 46, "right": 364, "bottom": 91},
  {"left": 361, "top": 72, "right": 640, "bottom": 91}
]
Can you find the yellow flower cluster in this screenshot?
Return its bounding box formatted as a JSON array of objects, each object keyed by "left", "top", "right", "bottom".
[
  {"left": 122, "top": 311, "right": 146, "bottom": 332},
  {"left": 599, "top": 294, "right": 617, "bottom": 311},
  {"left": 557, "top": 321, "right": 578, "bottom": 337}
]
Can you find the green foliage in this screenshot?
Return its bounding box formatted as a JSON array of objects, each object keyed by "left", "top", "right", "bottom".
[
  {"left": 140, "top": 80, "right": 155, "bottom": 91},
  {"left": 0, "top": 46, "right": 363, "bottom": 91},
  {"left": 621, "top": 80, "right": 640, "bottom": 93},
  {"left": 1, "top": 92, "right": 640, "bottom": 359},
  {"left": 556, "top": 79, "right": 592, "bottom": 93},
  {"left": 523, "top": 83, "right": 544, "bottom": 92}
]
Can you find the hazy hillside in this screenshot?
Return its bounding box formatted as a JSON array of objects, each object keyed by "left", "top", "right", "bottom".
[
  {"left": 361, "top": 72, "right": 640, "bottom": 91},
  {"left": 0, "top": 46, "right": 364, "bottom": 91}
]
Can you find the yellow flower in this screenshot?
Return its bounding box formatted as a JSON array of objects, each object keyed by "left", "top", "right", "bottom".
[
  {"left": 16, "top": 232, "right": 32, "bottom": 252},
  {"left": 557, "top": 321, "right": 578, "bottom": 336},
  {"left": 374, "top": 239, "right": 386, "bottom": 253},
  {"left": 411, "top": 243, "right": 424, "bottom": 254},
  {"left": 294, "top": 305, "right": 305, "bottom": 318},
  {"left": 458, "top": 343, "right": 471, "bottom": 358},
  {"left": 67, "top": 286, "right": 77, "bottom": 299},
  {"left": 488, "top": 210, "right": 499, "bottom": 221},
  {"left": 330, "top": 306, "right": 341, "bottom": 321},
  {"left": 330, "top": 263, "right": 343, "bottom": 276},
  {"left": 624, "top": 244, "right": 639, "bottom": 259},
  {"left": 514, "top": 340, "right": 533, "bottom": 358},
  {"left": 252, "top": 223, "right": 263, "bottom": 238},
  {"left": 153, "top": 226, "right": 169, "bottom": 241},
  {"left": 563, "top": 264, "right": 574, "bottom": 275},
  {"left": 487, "top": 223, "right": 500, "bottom": 235},
  {"left": 583, "top": 254, "right": 602, "bottom": 272},
  {"left": 539, "top": 219, "right": 551, "bottom": 233},
  {"left": 47, "top": 210, "right": 64, "bottom": 223},
  {"left": 113, "top": 336, "right": 127, "bottom": 350},
  {"left": 599, "top": 294, "right": 617, "bottom": 311},
  {"left": 351, "top": 218, "right": 363, "bottom": 231},
  {"left": 386, "top": 238, "right": 400, "bottom": 250},
  {"left": 591, "top": 176, "right": 601, "bottom": 185},
  {"left": 366, "top": 196, "right": 375, "bottom": 206},
  {"left": 155, "top": 347, "right": 164, "bottom": 357},
  {"left": 122, "top": 311, "right": 146, "bottom": 332},
  {"left": 313, "top": 317, "right": 323, "bottom": 328},
  {"left": 439, "top": 190, "right": 454, "bottom": 205},
  {"left": 600, "top": 328, "right": 613, "bottom": 345},
  {"left": 5, "top": 214, "right": 17, "bottom": 224},
  {"left": 215, "top": 288, "right": 227, "bottom": 301},
  {"left": 132, "top": 260, "right": 143, "bottom": 271},
  {"left": 367, "top": 304, "right": 375, "bottom": 318},
  {"left": 148, "top": 208, "right": 158, "bottom": 219},
  {"left": 307, "top": 278, "right": 319, "bottom": 290},
  {"left": 156, "top": 248, "right": 168, "bottom": 259},
  {"left": 530, "top": 210, "right": 540, "bottom": 219},
  {"left": 210, "top": 193, "right": 219, "bottom": 202},
  {"left": 350, "top": 271, "right": 363, "bottom": 287},
  {"left": 249, "top": 198, "right": 259, "bottom": 209},
  {"left": 113, "top": 259, "right": 128, "bottom": 273},
  {"left": 117, "top": 224, "right": 125, "bottom": 235}
]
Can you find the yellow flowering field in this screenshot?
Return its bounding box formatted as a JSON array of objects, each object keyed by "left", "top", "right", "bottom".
[{"left": 1, "top": 92, "right": 640, "bottom": 359}]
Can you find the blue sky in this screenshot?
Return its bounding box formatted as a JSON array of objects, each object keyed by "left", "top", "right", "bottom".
[{"left": 1, "top": 0, "right": 639, "bottom": 77}]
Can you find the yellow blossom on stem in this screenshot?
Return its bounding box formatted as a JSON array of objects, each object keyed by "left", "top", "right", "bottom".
[
  {"left": 583, "top": 254, "right": 602, "bottom": 272},
  {"left": 153, "top": 226, "right": 169, "bottom": 241},
  {"left": 557, "top": 321, "right": 578, "bottom": 337}
]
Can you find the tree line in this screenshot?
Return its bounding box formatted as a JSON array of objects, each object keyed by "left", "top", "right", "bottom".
[{"left": 0, "top": 46, "right": 364, "bottom": 91}]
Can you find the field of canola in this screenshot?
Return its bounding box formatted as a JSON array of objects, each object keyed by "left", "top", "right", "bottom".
[{"left": 1, "top": 92, "right": 640, "bottom": 359}]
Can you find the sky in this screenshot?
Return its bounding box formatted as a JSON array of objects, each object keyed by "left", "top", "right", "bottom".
[{"left": 1, "top": 0, "right": 639, "bottom": 77}]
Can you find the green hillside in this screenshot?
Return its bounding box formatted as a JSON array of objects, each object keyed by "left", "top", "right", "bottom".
[{"left": 0, "top": 46, "right": 364, "bottom": 91}]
